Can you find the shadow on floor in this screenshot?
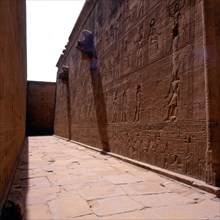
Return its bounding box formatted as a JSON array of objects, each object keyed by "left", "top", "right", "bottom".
[{"left": 5, "top": 138, "right": 29, "bottom": 219}]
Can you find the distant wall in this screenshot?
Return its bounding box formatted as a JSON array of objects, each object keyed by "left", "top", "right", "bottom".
[
  {"left": 0, "top": 0, "right": 27, "bottom": 202},
  {"left": 26, "top": 81, "right": 56, "bottom": 135},
  {"left": 54, "top": 0, "right": 220, "bottom": 186}
]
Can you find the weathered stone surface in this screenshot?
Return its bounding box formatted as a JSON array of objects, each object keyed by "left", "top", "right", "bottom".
[
  {"left": 26, "top": 204, "right": 53, "bottom": 220},
  {"left": 103, "top": 173, "right": 141, "bottom": 185},
  {"left": 26, "top": 81, "right": 56, "bottom": 135},
  {"left": 89, "top": 196, "right": 144, "bottom": 216},
  {"left": 121, "top": 181, "right": 169, "bottom": 195},
  {"left": 54, "top": 0, "right": 220, "bottom": 186},
  {"left": 0, "top": 0, "right": 27, "bottom": 205},
  {"left": 78, "top": 184, "right": 126, "bottom": 200},
  {"left": 101, "top": 209, "right": 158, "bottom": 220},
  {"left": 48, "top": 196, "right": 92, "bottom": 219},
  {"left": 131, "top": 193, "right": 195, "bottom": 208},
  {"left": 6, "top": 136, "right": 219, "bottom": 219},
  {"left": 149, "top": 205, "right": 216, "bottom": 220}
]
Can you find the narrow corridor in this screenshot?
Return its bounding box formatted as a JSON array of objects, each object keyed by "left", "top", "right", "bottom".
[{"left": 7, "top": 136, "right": 220, "bottom": 219}]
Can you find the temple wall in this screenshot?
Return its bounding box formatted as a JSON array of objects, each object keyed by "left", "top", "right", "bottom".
[
  {"left": 0, "top": 0, "right": 27, "bottom": 201},
  {"left": 54, "top": 0, "right": 220, "bottom": 185},
  {"left": 26, "top": 81, "right": 56, "bottom": 136}
]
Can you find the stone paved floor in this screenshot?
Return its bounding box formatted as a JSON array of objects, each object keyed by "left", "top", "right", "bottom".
[{"left": 8, "top": 136, "right": 220, "bottom": 219}]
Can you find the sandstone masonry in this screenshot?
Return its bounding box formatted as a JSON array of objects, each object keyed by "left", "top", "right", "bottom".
[
  {"left": 26, "top": 81, "right": 56, "bottom": 136},
  {"left": 55, "top": 0, "right": 220, "bottom": 187},
  {"left": 0, "top": 0, "right": 27, "bottom": 204}
]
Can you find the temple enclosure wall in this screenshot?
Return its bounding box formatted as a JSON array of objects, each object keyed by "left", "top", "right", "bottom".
[
  {"left": 26, "top": 81, "right": 56, "bottom": 135},
  {"left": 0, "top": 0, "right": 27, "bottom": 201},
  {"left": 54, "top": 0, "right": 220, "bottom": 186}
]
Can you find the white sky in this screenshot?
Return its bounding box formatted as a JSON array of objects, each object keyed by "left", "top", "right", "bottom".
[{"left": 26, "top": 0, "right": 85, "bottom": 82}]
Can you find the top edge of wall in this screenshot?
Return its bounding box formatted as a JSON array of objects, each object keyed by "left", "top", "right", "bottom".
[{"left": 56, "top": 0, "right": 97, "bottom": 69}]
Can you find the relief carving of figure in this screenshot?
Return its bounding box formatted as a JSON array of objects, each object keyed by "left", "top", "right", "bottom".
[
  {"left": 148, "top": 18, "right": 161, "bottom": 55},
  {"left": 172, "top": 53, "right": 181, "bottom": 80},
  {"left": 133, "top": 85, "right": 142, "bottom": 122},
  {"left": 137, "top": 0, "right": 144, "bottom": 19},
  {"left": 165, "top": 77, "right": 180, "bottom": 121},
  {"left": 168, "top": 2, "right": 184, "bottom": 51},
  {"left": 122, "top": 90, "right": 128, "bottom": 122},
  {"left": 124, "top": 0, "right": 132, "bottom": 28},
  {"left": 135, "top": 23, "right": 144, "bottom": 69},
  {"left": 112, "top": 89, "right": 118, "bottom": 123},
  {"left": 113, "top": 49, "right": 120, "bottom": 78},
  {"left": 165, "top": 1, "right": 185, "bottom": 121}
]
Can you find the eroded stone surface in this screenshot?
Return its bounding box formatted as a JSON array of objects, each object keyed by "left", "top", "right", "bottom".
[
  {"left": 89, "top": 196, "right": 144, "bottom": 216},
  {"left": 121, "top": 181, "right": 169, "bottom": 195},
  {"left": 48, "top": 196, "right": 92, "bottom": 219},
  {"left": 78, "top": 184, "right": 126, "bottom": 200},
  {"left": 53, "top": 0, "right": 220, "bottom": 186},
  {"left": 26, "top": 204, "right": 53, "bottom": 220},
  {"left": 7, "top": 136, "right": 219, "bottom": 220}
]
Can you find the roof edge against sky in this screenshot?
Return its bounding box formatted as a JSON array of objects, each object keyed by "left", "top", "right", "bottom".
[{"left": 56, "top": 0, "right": 97, "bottom": 69}]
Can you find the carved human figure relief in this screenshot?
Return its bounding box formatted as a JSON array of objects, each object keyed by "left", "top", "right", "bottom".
[
  {"left": 137, "top": 0, "right": 144, "bottom": 19},
  {"left": 122, "top": 90, "right": 128, "bottom": 122},
  {"left": 133, "top": 85, "right": 142, "bottom": 122},
  {"left": 136, "top": 23, "right": 144, "bottom": 69},
  {"left": 148, "top": 18, "right": 161, "bottom": 56},
  {"left": 113, "top": 49, "right": 120, "bottom": 78},
  {"left": 172, "top": 53, "right": 181, "bottom": 80},
  {"left": 165, "top": 77, "right": 180, "bottom": 121},
  {"left": 112, "top": 89, "right": 118, "bottom": 123},
  {"left": 165, "top": 2, "right": 185, "bottom": 121},
  {"left": 124, "top": 0, "right": 131, "bottom": 28},
  {"left": 168, "top": 2, "right": 184, "bottom": 51}
]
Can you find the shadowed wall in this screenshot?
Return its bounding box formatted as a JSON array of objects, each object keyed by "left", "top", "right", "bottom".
[
  {"left": 26, "top": 81, "right": 56, "bottom": 136},
  {"left": 0, "top": 0, "right": 27, "bottom": 203},
  {"left": 54, "top": 0, "right": 220, "bottom": 186}
]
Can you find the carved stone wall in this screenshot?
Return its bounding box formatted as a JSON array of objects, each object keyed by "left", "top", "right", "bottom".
[
  {"left": 54, "top": 0, "right": 220, "bottom": 186},
  {"left": 0, "top": 0, "right": 27, "bottom": 202},
  {"left": 26, "top": 81, "right": 56, "bottom": 135}
]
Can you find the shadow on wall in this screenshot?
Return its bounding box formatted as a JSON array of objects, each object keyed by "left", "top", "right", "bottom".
[
  {"left": 90, "top": 67, "right": 110, "bottom": 152},
  {"left": 26, "top": 81, "right": 56, "bottom": 136},
  {"left": 75, "top": 29, "right": 110, "bottom": 152},
  {"left": 26, "top": 128, "right": 54, "bottom": 136},
  {"left": 0, "top": 139, "right": 29, "bottom": 220}
]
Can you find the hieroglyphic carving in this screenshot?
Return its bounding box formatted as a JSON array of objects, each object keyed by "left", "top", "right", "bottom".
[
  {"left": 148, "top": 18, "right": 161, "bottom": 59},
  {"left": 112, "top": 89, "right": 118, "bottom": 123},
  {"left": 135, "top": 23, "right": 144, "bottom": 69},
  {"left": 168, "top": 0, "right": 185, "bottom": 49},
  {"left": 123, "top": 36, "right": 131, "bottom": 74},
  {"left": 123, "top": 0, "right": 132, "bottom": 32},
  {"left": 165, "top": 68, "right": 180, "bottom": 121},
  {"left": 137, "top": 0, "right": 144, "bottom": 20},
  {"left": 122, "top": 90, "right": 128, "bottom": 123},
  {"left": 113, "top": 49, "right": 120, "bottom": 78},
  {"left": 165, "top": 1, "right": 186, "bottom": 121},
  {"left": 133, "top": 85, "right": 142, "bottom": 122}
]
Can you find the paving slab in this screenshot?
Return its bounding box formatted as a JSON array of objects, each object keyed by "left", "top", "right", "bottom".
[
  {"left": 121, "top": 181, "right": 169, "bottom": 195},
  {"left": 101, "top": 209, "right": 159, "bottom": 219},
  {"left": 131, "top": 192, "right": 195, "bottom": 208},
  {"left": 89, "top": 196, "right": 144, "bottom": 216},
  {"left": 103, "top": 173, "right": 142, "bottom": 184},
  {"left": 5, "top": 136, "right": 220, "bottom": 220},
  {"left": 48, "top": 195, "right": 93, "bottom": 219},
  {"left": 26, "top": 204, "right": 53, "bottom": 220},
  {"left": 78, "top": 184, "right": 126, "bottom": 200},
  {"left": 150, "top": 205, "right": 216, "bottom": 220}
]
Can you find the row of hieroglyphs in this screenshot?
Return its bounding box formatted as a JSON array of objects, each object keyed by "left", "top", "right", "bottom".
[{"left": 66, "top": 0, "right": 195, "bottom": 124}]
